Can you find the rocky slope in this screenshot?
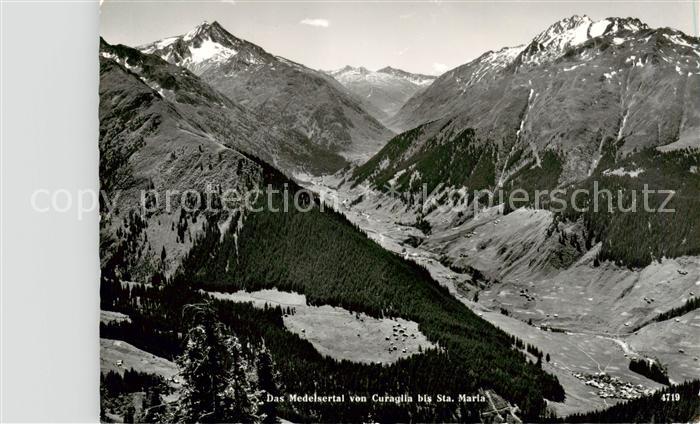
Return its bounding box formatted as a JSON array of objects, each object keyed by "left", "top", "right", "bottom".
[
  {"left": 326, "top": 66, "right": 435, "bottom": 129},
  {"left": 332, "top": 17, "right": 700, "bottom": 411},
  {"left": 98, "top": 15, "right": 700, "bottom": 420},
  {"left": 99, "top": 38, "right": 268, "bottom": 281},
  {"left": 140, "top": 21, "right": 393, "bottom": 168}
]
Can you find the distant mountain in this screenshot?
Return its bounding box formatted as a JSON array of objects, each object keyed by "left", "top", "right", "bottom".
[
  {"left": 327, "top": 66, "right": 435, "bottom": 129},
  {"left": 140, "top": 21, "right": 393, "bottom": 169}
]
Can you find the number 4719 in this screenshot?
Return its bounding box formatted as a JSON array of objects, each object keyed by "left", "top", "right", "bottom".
[{"left": 661, "top": 393, "right": 680, "bottom": 402}]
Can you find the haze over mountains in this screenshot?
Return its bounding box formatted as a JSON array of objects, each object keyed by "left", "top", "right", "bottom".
[{"left": 99, "top": 15, "right": 700, "bottom": 423}]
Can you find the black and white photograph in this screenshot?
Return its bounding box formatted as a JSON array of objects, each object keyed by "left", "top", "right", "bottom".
[{"left": 1, "top": 0, "right": 700, "bottom": 422}]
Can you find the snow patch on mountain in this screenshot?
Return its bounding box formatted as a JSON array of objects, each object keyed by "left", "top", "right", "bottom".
[
  {"left": 589, "top": 19, "right": 611, "bottom": 38},
  {"left": 141, "top": 36, "right": 179, "bottom": 54},
  {"left": 187, "top": 38, "right": 237, "bottom": 64},
  {"left": 138, "top": 21, "right": 267, "bottom": 75},
  {"left": 377, "top": 66, "right": 436, "bottom": 86},
  {"left": 603, "top": 167, "right": 645, "bottom": 178}
]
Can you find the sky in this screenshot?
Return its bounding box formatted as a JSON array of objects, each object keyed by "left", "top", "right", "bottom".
[{"left": 101, "top": 0, "right": 699, "bottom": 75}]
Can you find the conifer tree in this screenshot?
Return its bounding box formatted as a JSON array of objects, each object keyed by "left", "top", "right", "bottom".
[
  {"left": 256, "top": 345, "right": 279, "bottom": 423},
  {"left": 173, "top": 304, "right": 259, "bottom": 423}
]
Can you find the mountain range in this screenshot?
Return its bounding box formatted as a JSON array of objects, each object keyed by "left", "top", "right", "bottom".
[
  {"left": 326, "top": 66, "right": 436, "bottom": 129},
  {"left": 100, "top": 20, "right": 566, "bottom": 422},
  {"left": 99, "top": 37, "right": 273, "bottom": 281},
  {"left": 341, "top": 15, "right": 699, "bottom": 416}
]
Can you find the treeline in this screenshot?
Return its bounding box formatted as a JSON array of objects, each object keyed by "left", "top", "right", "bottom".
[
  {"left": 101, "top": 316, "right": 182, "bottom": 361},
  {"left": 502, "top": 151, "right": 564, "bottom": 213},
  {"left": 628, "top": 358, "right": 670, "bottom": 385},
  {"left": 100, "top": 230, "right": 557, "bottom": 421},
  {"left": 353, "top": 125, "right": 497, "bottom": 202},
  {"left": 98, "top": 152, "right": 700, "bottom": 422},
  {"left": 208, "top": 297, "right": 484, "bottom": 422},
  {"left": 356, "top": 127, "right": 700, "bottom": 270},
  {"left": 100, "top": 154, "right": 566, "bottom": 420},
  {"left": 653, "top": 297, "right": 700, "bottom": 323},
  {"left": 100, "top": 369, "right": 171, "bottom": 423},
  {"left": 559, "top": 379, "right": 700, "bottom": 423},
  {"left": 101, "top": 369, "right": 168, "bottom": 397},
  {"left": 352, "top": 124, "right": 428, "bottom": 186}
]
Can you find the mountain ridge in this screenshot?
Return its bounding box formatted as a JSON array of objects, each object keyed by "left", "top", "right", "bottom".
[
  {"left": 140, "top": 21, "right": 394, "bottom": 171},
  {"left": 392, "top": 15, "right": 699, "bottom": 130}
]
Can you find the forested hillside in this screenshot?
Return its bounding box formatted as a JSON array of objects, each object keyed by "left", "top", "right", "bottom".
[
  {"left": 558, "top": 148, "right": 700, "bottom": 267},
  {"left": 353, "top": 124, "right": 497, "bottom": 198},
  {"left": 173, "top": 156, "right": 566, "bottom": 420}
]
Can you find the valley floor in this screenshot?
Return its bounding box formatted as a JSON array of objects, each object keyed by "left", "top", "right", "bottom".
[{"left": 298, "top": 173, "right": 700, "bottom": 417}]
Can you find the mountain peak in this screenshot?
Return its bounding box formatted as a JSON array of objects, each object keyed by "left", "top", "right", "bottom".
[
  {"left": 183, "top": 21, "right": 211, "bottom": 41},
  {"left": 182, "top": 20, "right": 234, "bottom": 44},
  {"left": 377, "top": 66, "right": 408, "bottom": 76},
  {"left": 549, "top": 14, "right": 590, "bottom": 29},
  {"left": 377, "top": 66, "right": 399, "bottom": 73},
  {"left": 328, "top": 65, "right": 371, "bottom": 76},
  {"left": 328, "top": 65, "right": 436, "bottom": 86},
  {"left": 531, "top": 15, "right": 593, "bottom": 51},
  {"left": 519, "top": 15, "right": 650, "bottom": 65},
  {"left": 377, "top": 66, "right": 436, "bottom": 84},
  {"left": 139, "top": 20, "right": 277, "bottom": 75}
]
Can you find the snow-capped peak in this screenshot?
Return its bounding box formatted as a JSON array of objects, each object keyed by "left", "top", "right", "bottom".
[
  {"left": 327, "top": 66, "right": 371, "bottom": 77},
  {"left": 519, "top": 15, "right": 649, "bottom": 65},
  {"left": 180, "top": 20, "right": 235, "bottom": 45},
  {"left": 183, "top": 21, "right": 212, "bottom": 42},
  {"left": 532, "top": 15, "right": 594, "bottom": 49},
  {"left": 177, "top": 24, "right": 239, "bottom": 73},
  {"left": 139, "top": 21, "right": 274, "bottom": 75}
]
